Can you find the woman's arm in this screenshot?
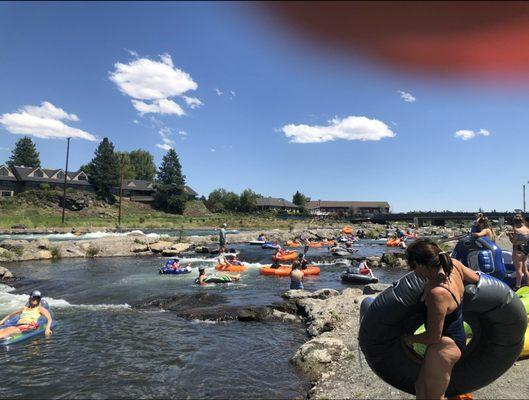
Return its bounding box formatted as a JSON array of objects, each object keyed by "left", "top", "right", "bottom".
[
  {"left": 0, "top": 308, "right": 23, "bottom": 325},
  {"left": 471, "top": 228, "right": 490, "bottom": 238},
  {"left": 39, "top": 307, "right": 53, "bottom": 336},
  {"left": 405, "top": 288, "right": 448, "bottom": 346}
]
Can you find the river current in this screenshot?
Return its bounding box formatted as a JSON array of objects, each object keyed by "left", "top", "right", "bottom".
[{"left": 0, "top": 243, "right": 404, "bottom": 399}]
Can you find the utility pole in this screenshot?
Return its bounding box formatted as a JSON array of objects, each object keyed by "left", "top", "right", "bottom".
[
  {"left": 118, "top": 153, "right": 125, "bottom": 228},
  {"left": 523, "top": 182, "right": 529, "bottom": 213},
  {"left": 61, "top": 137, "right": 71, "bottom": 224}
]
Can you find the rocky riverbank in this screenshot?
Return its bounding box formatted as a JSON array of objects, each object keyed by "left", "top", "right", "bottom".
[{"left": 284, "top": 286, "right": 529, "bottom": 399}]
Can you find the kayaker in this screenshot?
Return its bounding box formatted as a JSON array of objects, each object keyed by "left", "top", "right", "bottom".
[
  {"left": 290, "top": 261, "right": 304, "bottom": 290},
  {"left": 506, "top": 213, "right": 529, "bottom": 290},
  {"left": 0, "top": 291, "right": 53, "bottom": 339},
  {"left": 257, "top": 233, "right": 266, "bottom": 242},
  {"left": 219, "top": 223, "right": 227, "bottom": 253},
  {"left": 471, "top": 217, "right": 495, "bottom": 242},
  {"left": 403, "top": 239, "right": 479, "bottom": 399}
]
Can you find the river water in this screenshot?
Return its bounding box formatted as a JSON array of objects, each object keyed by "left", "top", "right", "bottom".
[{"left": 0, "top": 243, "right": 405, "bottom": 399}]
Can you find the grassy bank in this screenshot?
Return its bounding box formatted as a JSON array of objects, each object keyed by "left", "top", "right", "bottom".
[{"left": 0, "top": 194, "right": 343, "bottom": 230}]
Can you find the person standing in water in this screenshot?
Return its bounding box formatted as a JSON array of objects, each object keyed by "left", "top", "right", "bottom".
[
  {"left": 506, "top": 213, "right": 529, "bottom": 290},
  {"left": 290, "top": 261, "right": 304, "bottom": 290},
  {"left": 403, "top": 239, "right": 479, "bottom": 400},
  {"left": 219, "top": 223, "right": 227, "bottom": 253}
]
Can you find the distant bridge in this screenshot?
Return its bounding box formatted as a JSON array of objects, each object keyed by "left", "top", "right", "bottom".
[{"left": 365, "top": 212, "right": 518, "bottom": 226}]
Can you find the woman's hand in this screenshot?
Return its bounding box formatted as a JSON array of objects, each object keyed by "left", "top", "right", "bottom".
[{"left": 45, "top": 327, "right": 52, "bottom": 337}]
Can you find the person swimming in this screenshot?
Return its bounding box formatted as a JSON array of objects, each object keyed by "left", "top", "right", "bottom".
[{"left": 0, "top": 291, "right": 53, "bottom": 340}]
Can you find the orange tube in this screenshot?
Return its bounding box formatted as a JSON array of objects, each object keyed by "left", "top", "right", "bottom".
[
  {"left": 215, "top": 264, "right": 247, "bottom": 272},
  {"left": 272, "top": 251, "right": 298, "bottom": 262},
  {"left": 260, "top": 265, "right": 320, "bottom": 276}
]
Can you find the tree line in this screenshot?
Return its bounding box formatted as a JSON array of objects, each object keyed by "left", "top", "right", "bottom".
[
  {"left": 4, "top": 136, "right": 311, "bottom": 216},
  {"left": 4, "top": 136, "right": 187, "bottom": 214}
]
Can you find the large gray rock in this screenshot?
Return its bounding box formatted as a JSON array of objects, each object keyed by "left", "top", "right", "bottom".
[
  {"left": 132, "top": 244, "right": 149, "bottom": 253},
  {"left": 312, "top": 289, "right": 341, "bottom": 300},
  {"left": 291, "top": 337, "right": 349, "bottom": 380},
  {"left": 0, "top": 239, "right": 28, "bottom": 251},
  {"left": 150, "top": 241, "right": 174, "bottom": 253},
  {"left": 0, "top": 266, "right": 14, "bottom": 280}
]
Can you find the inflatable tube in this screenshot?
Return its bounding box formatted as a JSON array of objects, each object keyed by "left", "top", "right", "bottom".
[
  {"left": 0, "top": 300, "right": 57, "bottom": 346},
  {"left": 249, "top": 240, "right": 265, "bottom": 245},
  {"left": 197, "top": 275, "right": 233, "bottom": 284},
  {"left": 320, "top": 241, "right": 336, "bottom": 246},
  {"left": 341, "top": 272, "right": 378, "bottom": 284},
  {"left": 159, "top": 266, "right": 192, "bottom": 275},
  {"left": 342, "top": 227, "right": 353, "bottom": 235},
  {"left": 516, "top": 287, "right": 529, "bottom": 358},
  {"left": 215, "top": 263, "right": 247, "bottom": 272},
  {"left": 260, "top": 265, "right": 320, "bottom": 277},
  {"left": 359, "top": 272, "right": 527, "bottom": 396},
  {"left": 451, "top": 236, "right": 520, "bottom": 287},
  {"left": 262, "top": 242, "right": 281, "bottom": 250},
  {"left": 386, "top": 239, "right": 401, "bottom": 247},
  {"left": 307, "top": 242, "right": 322, "bottom": 248},
  {"left": 286, "top": 241, "right": 302, "bottom": 248},
  {"left": 272, "top": 251, "right": 298, "bottom": 262}
]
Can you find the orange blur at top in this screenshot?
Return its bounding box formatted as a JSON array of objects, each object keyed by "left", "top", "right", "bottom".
[{"left": 266, "top": 1, "right": 529, "bottom": 76}]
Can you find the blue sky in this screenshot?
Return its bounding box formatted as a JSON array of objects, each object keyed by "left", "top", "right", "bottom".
[{"left": 0, "top": 2, "right": 528, "bottom": 212}]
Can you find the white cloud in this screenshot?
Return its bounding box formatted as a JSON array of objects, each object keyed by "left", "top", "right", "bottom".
[
  {"left": 132, "top": 119, "right": 139, "bottom": 124},
  {"left": 132, "top": 99, "right": 185, "bottom": 116},
  {"left": 126, "top": 49, "right": 138, "bottom": 58},
  {"left": 215, "top": 88, "right": 223, "bottom": 96},
  {"left": 156, "top": 127, "right": 175, "bottom": 150},
  {"left": 182, "top": 96, "right": 203, "bottom": 109},
  {"left": 109, "top": 53, "right": 200, "bottom": 115},
  {"left": 156, "top": 143, "right": 172, "bottom": 151},
  {"left": 454, "top": 128, "right": 492, "bottom": 141},
  {"left": 230, "top": 90, "right": 236, "bottom": 97},
  {"left": 178, "top": 130, "right": 188, "bottom": 137},
  {"left": 398, "top": 90, "right": 416, "bottom": 103},
  {"left": 0, "top": 102, "right": 97, "bottom": 141},
  {"left": 210, "top": 148, "right": 216, "bottom": 152},
  {"left": 281, "top": 116, "right": 396, "bottom": 144}
]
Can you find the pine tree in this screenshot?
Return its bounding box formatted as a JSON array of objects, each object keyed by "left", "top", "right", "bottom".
[
  {"left": 154, "top": 149, "right": 187, "bottom": 214},
  {"left": 292, "top": 190, "right": 308, "bottom": 207},
  {"left": 7, "top": 137, "right": 41, "bottom": 168},
  {"left": 86, "top": 138, "right": 119, "bottom": 202}
]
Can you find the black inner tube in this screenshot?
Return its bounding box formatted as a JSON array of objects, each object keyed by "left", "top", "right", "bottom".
[{"left": 359, "top": 272, "right": 527, "bottom": 396}]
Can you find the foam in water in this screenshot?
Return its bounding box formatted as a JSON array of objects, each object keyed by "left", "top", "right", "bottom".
[{"left": 0, "top": 284, "right": 130, "bottom": 314}]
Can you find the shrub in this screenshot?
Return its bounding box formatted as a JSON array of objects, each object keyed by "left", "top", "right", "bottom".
[
  {"left": 210, "top": 235, "right": 219, "bottom": 242},
  {"left": 85, "top": 245, "right": 100, "bottom": 258},
  {"left": 139, "top": 216, "right": 145, "bottom": 224},
  {"left": 39, "top": 183, "right": 51, "bottom": 191},
  {"left": 50, "top": 246, "right": 62, "bottom": 260}
]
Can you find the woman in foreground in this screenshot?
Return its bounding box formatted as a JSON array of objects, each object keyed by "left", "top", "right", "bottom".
[{"left": 403, "top": 239, "right": 479, "bottom": 399}]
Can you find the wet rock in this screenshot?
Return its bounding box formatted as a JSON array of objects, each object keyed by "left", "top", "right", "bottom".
[
  {"left": 162, "top": 249, "right": 181, "bottom": 257},
  {"left": 134, "top": 292, "right": 228, "bottom": 311},
  {"left": 291, "top": 337, "right": 349, "bottom": 380},
  {"left": 363, "top": 283, "right": 391, "bottom": 295},
  {"left": 0, "top": 248, "right": 12, "bottom": 258}
]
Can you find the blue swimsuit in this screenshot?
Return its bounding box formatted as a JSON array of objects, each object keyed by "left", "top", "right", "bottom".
[{"left": 420, "top": 281, "right": 466, "bottom": 353}]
